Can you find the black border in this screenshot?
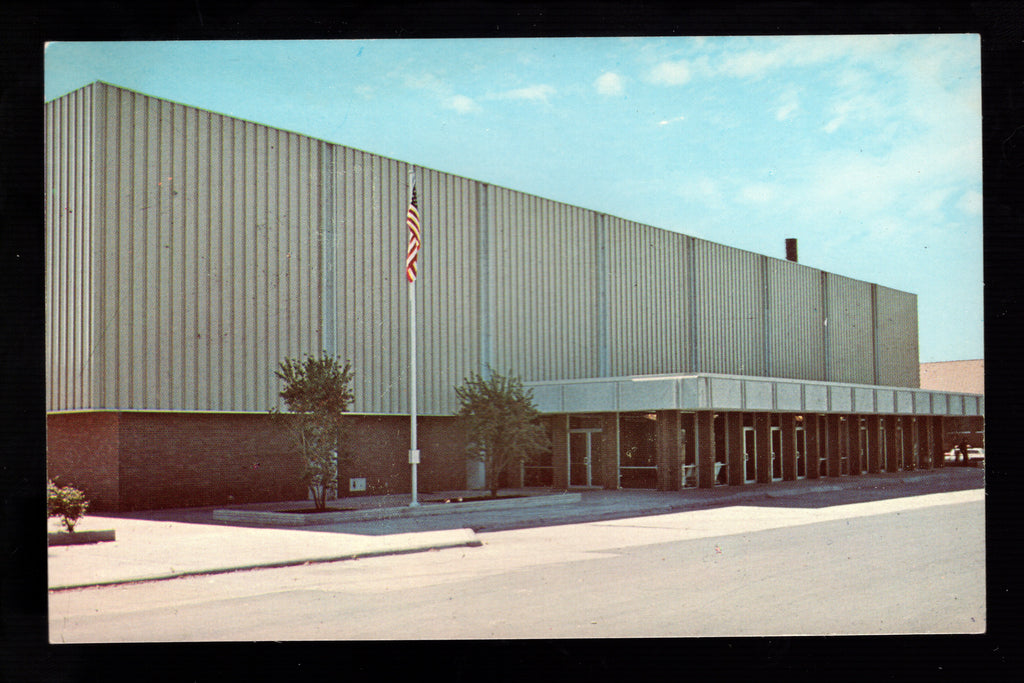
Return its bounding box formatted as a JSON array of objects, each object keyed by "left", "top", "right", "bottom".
[{"left": 3, "top": 1, "right": 1021, "bottom": 678}]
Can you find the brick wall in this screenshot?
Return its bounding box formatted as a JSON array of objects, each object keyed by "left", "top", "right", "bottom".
[
  {"left": 118, "top": 412, "right": 307, "bottom": 511},
  {"left": 336, "top": 415, "right": 469, "bottom": 496},
  {"left": 46, "top": 412, "right": 120, "bottom": 511},
  {"left": 48, "top": 411, "right": 475, "bottom": 511}
]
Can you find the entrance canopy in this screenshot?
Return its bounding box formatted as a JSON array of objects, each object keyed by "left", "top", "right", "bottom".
[{"left": 527, "top": 372, "right": 984, "bottom": 418}]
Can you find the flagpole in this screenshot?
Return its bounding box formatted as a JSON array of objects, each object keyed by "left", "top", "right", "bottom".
[{"left": 407, "top": 169, "right": 420, "bottom": 507}]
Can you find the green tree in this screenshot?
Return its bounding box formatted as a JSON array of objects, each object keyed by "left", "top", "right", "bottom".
[
  {"left": 455, "top": 368, "right": 551, "bottom": 497},
  {"left": 273, "top": 354, "right": 355, "bottom": 511}
]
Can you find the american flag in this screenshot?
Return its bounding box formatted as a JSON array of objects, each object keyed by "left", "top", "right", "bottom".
[{"left": 405, "top": 186, "right": 421, "bottom": 283}]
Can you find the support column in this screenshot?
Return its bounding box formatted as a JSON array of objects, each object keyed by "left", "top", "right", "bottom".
[
  {"left": 935, "top": 415, "right": 947, "bottom": 469},
  {"left": 921, "top": 417, "right": 931, "bottom": 470},
  {"left": 901, "top": 417, "right": 915, "bottom": 472},
  {"left": 866, "top": 415, "right": 882, "bottom": 474},
  {"left": 599, "top": 413, "right": 619, "bottom": 489},
  {"left": 841, "top": 416, "right": 853, "bottom": 475},
  {"left": 680, "top": 413, "right": 696, "bottom": 487},
  {"left": 551, "top": 415, "right": 569, "bottom": 489},
  {"left": 696, "top": 411, "right": 716, "bottom": 489},
  {"left": 656, "top": 410, "right": 680, "bottom": 491},
  {"left": 848, "top": 415, "right": 863, "bottom": 476},
  {"left": 781, "top": 413, "right": 797, "bottom": 481},
  {"left": 805, "top": 414, "right": 821, "bottom": 480},
  {"left": 922, "top": 415, "right": 935, "bottom": 470},
  {"left": 755, "top": 413, "right": 771, "bottom": 484},
  {"left": 885, "top": 415, "right": 900, "bottom": 473},
  {"left": 726, "top": 412, "right": 744, "bottom": 486},
  {"left": 827, "top": 414, "right": 842, "bottom": 477}
]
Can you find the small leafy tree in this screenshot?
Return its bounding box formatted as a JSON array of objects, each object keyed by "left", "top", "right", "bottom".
[
  {"left": 455, "top": 368, "right": 551, "bottom": 497},
  {"left": 273, "top": 353, "right": 355, "bottom": 511},
  {"left": 47, "top": 479, "right": 89, "bottom": 533}
]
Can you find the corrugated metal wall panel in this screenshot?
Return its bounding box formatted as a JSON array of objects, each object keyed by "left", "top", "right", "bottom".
[
  {"left": 693, "top": 241, "right": 765, "bottom": 376},
  {"left": 45, "top": 85, "right": 97, "bottom": 412},
  {"left": 416, "top": 167, "right": 481, "bottom": 414},
  {"left": 767, "top": 258, "right": 826, "bottom": 381},
  {"left": 47, "top": 82, "right": 927, "bottom": 418},
  {"left": 875, "top": 285, "right": 920, "bottom": 387},
  {"left": 825, "top": 273, "right": 875, "bottom": 384},
  {"left": 605, "top": 217, "right": 691, "bottom": 376},
  {"left": 88, "top": 83, "right": 323, "bottom": 412},
  {"left": 489, "top": 187, "right": 599, "bottom": 383},
  {"left": 336, "top": 147, "right": 396, "bottom": 414}
]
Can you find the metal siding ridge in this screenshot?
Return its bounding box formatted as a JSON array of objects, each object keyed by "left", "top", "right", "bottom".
[
  {"left": 320, "top": 141, "right": 337, "bottom": 360},
  {"left": 761, "top": 254, "right": 771, "bottom": 378},
  {"left": 62, "top": 95, "right": 71, "bottom": 408},
  {"left": 596, "top": 212, "right": 609, "bottom": 377},
  {"left": 144, "top": 96, "right": 159, "bottom": 407},
  {"left": 871, "top": 283, "right": 880, "bottom": 386},
  {"left": 478, "top": 182, "right": 491, "bottom": 377},
  {"left": 184, "top": 105, "right": 200, "bottom": 410},
  {"left": 687, "top": 236, "right": 698, "bottom": 372},
  {"left": 821, "top": 271, "right": 831, "bottom": 382}
]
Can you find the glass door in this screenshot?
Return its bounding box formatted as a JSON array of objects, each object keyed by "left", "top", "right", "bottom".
[
  {"left": 771, "top": 427, "right": 783, "bottom": 481},
  {"left": 680, "top": 428, "right": 697, "bottom": 488},
  {"left": 881, "top": 424, "right": 888, "bottom": 471},
  {"left": 743, "top": 427, "right": 757, "bottom": 483},
  {"left": 568, "top": 429, "right": 599, "bottom": 487},
  {"left": 860, "top": 423, "right": 869, "bottom": 473},
  {"left": 796, "top": 427, "right": 806, "bottom": 478}
]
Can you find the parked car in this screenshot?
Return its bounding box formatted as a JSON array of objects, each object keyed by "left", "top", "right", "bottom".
[{"left": 944, "top": 446, "right": 984, "bottom": 464}]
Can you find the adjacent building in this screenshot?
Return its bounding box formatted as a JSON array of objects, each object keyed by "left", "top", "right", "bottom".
[
  {"left": 920, "top": 359, "right": 985, "bottom": 452},
  {"left": 45, "top": 82, "right": 985, "bottom": 510}
]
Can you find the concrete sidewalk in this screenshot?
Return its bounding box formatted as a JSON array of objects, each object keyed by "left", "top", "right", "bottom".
[{"left": 47, "top": 466, "right": 983, "bottom": 591}]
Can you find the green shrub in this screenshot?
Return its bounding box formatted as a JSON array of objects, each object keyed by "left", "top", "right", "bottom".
[
  {"left": 273, "top": 354, "right": 355, "bottom": 511},
  {"left": 47, "top": 479, "right": 89, "bottom": 533},
  {"left": 455, "top": 368, "right": 551, "bottom": 497}
]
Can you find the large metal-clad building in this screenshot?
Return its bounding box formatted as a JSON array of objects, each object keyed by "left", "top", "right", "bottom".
[{"left": 46, "top": 82, "right": 984, "bottom": 510}]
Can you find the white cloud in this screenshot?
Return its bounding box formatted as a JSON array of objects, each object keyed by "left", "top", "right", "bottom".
[
  {"left": 957, "top": 189, "right": 983, "bottom": 216},
  {"left": 719, "top": 50, "right": 785, "bottom": 79},
  {"left": 714, "top": 35, "right": 903, "bottom": 80},
  {"left": 864, "top": 216, "right": 905, "bottom": 241},
  {"left": 649, "top": 60, "right": 692, "bottom": 86},
  {"left": 775, "top": 100, "right": 798, "bottom": 121},
  {"left": 673, "top": 176, "right": 722, "bottom": 206},
  {"left": 595, "top": 71, "right": 624, "bottom": 95},
  {"left": 820, "top": 91, "right": 888, "bottom": 135},
  {"left": 822, "top": 115, "right": 845, "bottom": 134},
  {"left": 658, "top": 114, "right": 685, "bottom": 126},
  {"left": 404, "top": 72, "right": 448, "bottom": 95},
  {"left": 738, "top": 183, "right": 774, "bottom": 203},
  {"left": 447, "top": 95, "right": 480, "bottom": 114},
  {"left": 910, "top": 187, "right": 954, "bottom": 220},
  {"left": 491, "top": 84, "right": 556, "bottom": 102}
]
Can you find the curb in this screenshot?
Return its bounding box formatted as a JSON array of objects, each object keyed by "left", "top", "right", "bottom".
[
  {"left": 48, "top": 530, "right": 117, "bottom": 546},
  {"left": 49, "top": 528, "right": 482, "bottom": 591},
  {"left": 212, "top": 492, "right": 582, "bottom": 526}
]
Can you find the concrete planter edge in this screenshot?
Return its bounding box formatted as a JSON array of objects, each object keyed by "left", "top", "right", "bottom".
[
  {"left": 48, "top": 529, "right": 117, "bottom": 546},
  {"left": 213, "top": 491, "right": 583, "bottom": 526}
]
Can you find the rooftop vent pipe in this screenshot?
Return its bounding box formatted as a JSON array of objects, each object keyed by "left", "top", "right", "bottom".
[{"left": 785, "top": 238, "right": 798, "bottom": 263}]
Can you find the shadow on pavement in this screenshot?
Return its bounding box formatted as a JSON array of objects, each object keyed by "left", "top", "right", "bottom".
[
  {"left": 747, "top": 469, "right": 984, "bottom": 510},
  {"left": 94, "top": 467, "right": 984, "bottom": 535}
]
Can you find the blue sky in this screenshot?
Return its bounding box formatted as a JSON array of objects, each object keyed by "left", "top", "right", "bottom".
[{"left": 45, "top": 36, "right": 983, "bottom": 363}]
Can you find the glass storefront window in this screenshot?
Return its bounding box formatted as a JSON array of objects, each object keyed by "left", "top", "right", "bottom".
[{"left": 620, "top": 413, "right": 658, "bottom": 489}]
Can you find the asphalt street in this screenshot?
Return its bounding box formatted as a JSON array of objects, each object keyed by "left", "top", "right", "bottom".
[{"left": 48, "top": 487, "right": 984, "bottom": 641}]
